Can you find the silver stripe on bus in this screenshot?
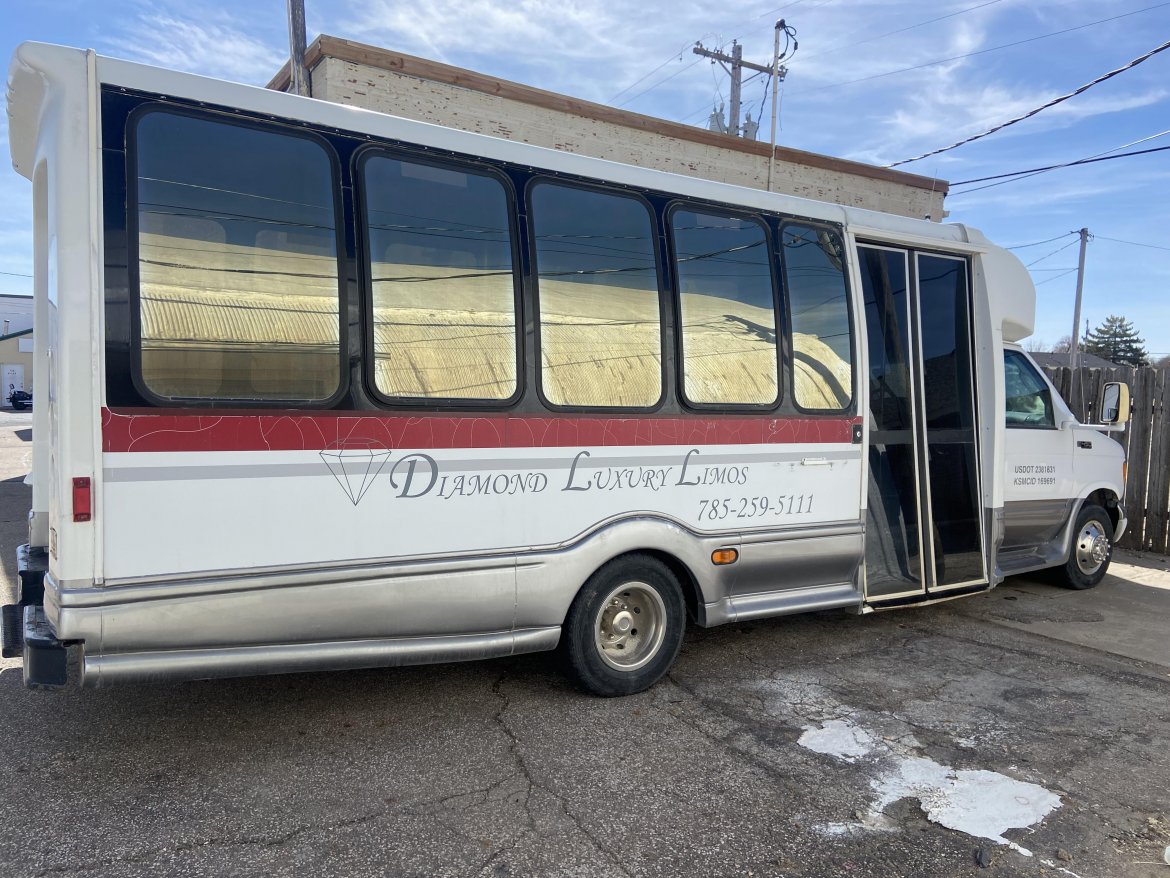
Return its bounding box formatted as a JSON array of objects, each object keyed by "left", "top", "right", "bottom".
[
  {"left": 58, "top": 516, "right": 865, "bottom": 599},
  {"left": 81, "top": 627, "right": 563, "bottom": 687},
  {"left": 102, "top": 448, "right": 861, "bottom": 482}
]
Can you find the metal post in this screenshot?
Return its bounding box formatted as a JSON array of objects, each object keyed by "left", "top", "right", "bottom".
[
  {"left": 286, "top": 0, "right": 310, "bottom": 97},
  {"left": 767, "top": 21, "right": 781, "bottom": 191},
  {"left": 1069, "top": 227, "right": 1089, "bottom": 372}
]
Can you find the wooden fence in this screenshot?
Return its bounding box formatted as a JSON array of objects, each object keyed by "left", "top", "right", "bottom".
[{"left": 1042, "top": 365, "right": 1170, "bottom": 554}]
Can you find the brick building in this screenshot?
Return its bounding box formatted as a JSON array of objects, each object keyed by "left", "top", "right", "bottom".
[{"left": 269, "top": 36, "right": 947, "bottom": 221}]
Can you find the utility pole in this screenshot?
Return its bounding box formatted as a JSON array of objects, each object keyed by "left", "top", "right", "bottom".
[
  {"left": 1069, "top": 227, "right": 1090, "bottom": 372},
  {"left": 286, "top": 0, "right": 310, "bottom": 97},
  {"left": 767, "top": 20, "right": 790, "bottom": 190},
  {"left": 693, "top": 40, "right": 774, "bottom": 138}
]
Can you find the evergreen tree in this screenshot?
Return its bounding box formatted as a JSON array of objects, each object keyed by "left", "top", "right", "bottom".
[{"left": 1082, "top": 315, "right": 1148, "bottom": 366}]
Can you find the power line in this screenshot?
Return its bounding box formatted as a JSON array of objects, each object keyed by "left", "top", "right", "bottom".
[
  {"left": 1007, "top": 232, "right": 1077, "bottom": 250},
  {"left": 0, "top": 269, "right": 33, "bottom": 278},
  {"left": 1026, "top": 239, "right": 1080, "bottom": 267},
  {"left": 890, "top": 35, "right": 1170, "bottom": 167},
  {"left": 614, "top": 57, "right": 705, "bottom": 109},
  {"left": 1035, "top": 268, "right": 1079, "bottom": 286},
  {"left": 950, "top": 137, "right": 1170, "bottom": 190},
  {"left": 1094, "top": 235, "right": 1170, "bottom": 253},
  {"left": 659, "top": 6, "right": 808, "bottom": 122},
  {"left": 798, "top": 0, "right": 1007, "bottom": 62},
  {"left": 608, "top": 39, "right": 704, "bottom": 104},
  {"left": 611, "top": 3, "right": 803, "bottom": 110},
  {"left": 793, "top": 2, "right": 1170, "bottom": 97}
]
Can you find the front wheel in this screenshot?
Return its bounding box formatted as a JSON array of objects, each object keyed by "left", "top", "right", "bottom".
[
  {"left": 1056, "top": 503, "right": 1114, "bottom": 589},
  {"left": 563, "top": 554, "right": 686, "bottom": 697}
]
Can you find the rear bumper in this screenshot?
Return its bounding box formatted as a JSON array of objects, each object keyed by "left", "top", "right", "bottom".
[
  {"left": 15, "top": 543, "right": 48, "bottom": 605},
  {"left": 2, "top": 543, "right": 46, "bottom": 656},
  {"left": 2, "top": 544, "right": 68, "bottom": 687},
  {"left": 1, "top": 603, "right": 69, "bottom": 688}
]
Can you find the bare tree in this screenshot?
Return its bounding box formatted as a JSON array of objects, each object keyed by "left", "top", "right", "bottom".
[
  {"left": 1051, "top": 335, "right": 1073, "bottom": 354},
  {"left": 1024, "top": 337, "right": 1047, "bottom": 352}
]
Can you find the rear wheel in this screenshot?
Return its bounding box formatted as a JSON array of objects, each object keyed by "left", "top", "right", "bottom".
[
  {"left": 563, "top": 554, "right": 685, "bottom": 697},
  {"left": 1057, "top": 503, "right": 1113, "bottom": 589}
]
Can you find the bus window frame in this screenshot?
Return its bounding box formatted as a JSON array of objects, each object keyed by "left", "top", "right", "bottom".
[
  {"left": 777, "top": 219, "right": 857, "bottom": 416},
  {"left": 665, "top": 200, "right": 783, "bottom": 413},
  {"left": 125, "top": 102, "right": 350, "bottom": 409},
  {"left": 354, "top": 146, "right": 526, "bottom": 410},
  {"left": 525, "top": 175, "right": 669, "bottom": 414}
]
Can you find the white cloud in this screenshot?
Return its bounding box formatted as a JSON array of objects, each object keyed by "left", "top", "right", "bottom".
[
  {"left": 337, "top": 0, "right": 761, "bottom": 105},
  {"left": 103, "top": 6, "right": 286, "bottom": 84}
]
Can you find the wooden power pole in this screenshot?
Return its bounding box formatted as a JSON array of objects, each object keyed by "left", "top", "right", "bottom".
[
  {"left": 1069, "top": 227, "right": 1090, "bottom": 372},
  {"left": 693, "top": 40, "right": 774, "bottom": 138}
]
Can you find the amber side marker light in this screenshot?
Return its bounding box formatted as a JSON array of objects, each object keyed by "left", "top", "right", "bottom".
[{"left": 711, "top": 548, "right": 738, "bottom": 565}]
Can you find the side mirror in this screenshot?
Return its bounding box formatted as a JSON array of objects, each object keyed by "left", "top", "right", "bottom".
[{"left": 1099, "top": 382, "right": 1130, "bottom": 425}]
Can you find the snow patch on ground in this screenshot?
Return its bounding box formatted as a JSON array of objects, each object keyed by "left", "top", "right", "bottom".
[
  {"left": 869, "top": 755, "right": 1061, "bottom": 855},
  {"left": 797, "top": 716, "right": 1061, "bottom": 856},
  {"left": 797, "top": 719, "right": 877, "bottom": 762}
]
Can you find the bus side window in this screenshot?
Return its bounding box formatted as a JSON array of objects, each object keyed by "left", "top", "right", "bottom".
[
  {"left": 362, "top": 157, "right": 519, "bottom": 403},
  {"left": 670, "top": 208, "right": 779, "bottom": 407},
  {"left": 780, "top": 224, "right": 854, "bottom": 411},
  {"left": 1004, "top": 349, "right": 1055, "bottom": 428},
  {"left": 133, "top": 110, "right": 341, "bottom": 403},
  {"left": 530, "top": 183, "right": 663, "bottom": 409}
]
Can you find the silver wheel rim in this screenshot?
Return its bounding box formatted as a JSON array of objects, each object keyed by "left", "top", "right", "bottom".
[
  {"left": 593, "top": 581, "right": 667, "bottom": 672},
  {"left": 1075, "top": 520, "right": 1110, "bottom": 575}
]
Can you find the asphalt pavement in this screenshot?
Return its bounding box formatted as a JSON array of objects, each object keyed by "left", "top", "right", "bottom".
[{"left": 1, "top": 408, "right": 1168, "bottom": 878}]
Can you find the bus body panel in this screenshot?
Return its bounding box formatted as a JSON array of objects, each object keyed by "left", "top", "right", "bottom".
[
  {"left": 8, "top": 43, "right": 104, "bottom": 589},
  {"left": 98, "top": 440, "right": 861, "bottom": 582},
  {"left": 1000, "top": 345, "right": 1126, "bottom": 575},
  {"left": 5, "top": 41, "right": 1128, "bottom": 689}
]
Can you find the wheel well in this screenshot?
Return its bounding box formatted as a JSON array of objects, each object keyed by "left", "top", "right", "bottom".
[
  {"left": 1084, "top": 488, "right": 1121, "bottom": 532},
  {"left": 617, "top": 549, "right": 702, "bottom": 624}
]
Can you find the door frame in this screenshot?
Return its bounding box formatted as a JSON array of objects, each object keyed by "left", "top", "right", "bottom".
[{"left": 859, "top": 242, "right": 987, "bottom": 601}]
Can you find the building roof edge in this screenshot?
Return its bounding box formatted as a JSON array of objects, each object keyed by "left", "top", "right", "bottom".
[{"left": 268, "top": 35, "right": 948, "bottom": 195}]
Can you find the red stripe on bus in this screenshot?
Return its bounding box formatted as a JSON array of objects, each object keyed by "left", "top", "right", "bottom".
[{"left": 101, "top": 408, "right": 859, "bottom": 453}]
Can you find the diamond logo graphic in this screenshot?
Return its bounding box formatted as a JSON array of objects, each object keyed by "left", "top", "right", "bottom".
[{"left": 320, "top": 439, "right": 393, "bottom": 505}]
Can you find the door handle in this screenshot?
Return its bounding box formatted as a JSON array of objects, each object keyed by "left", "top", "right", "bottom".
[{"left": 801, "top": 457, "right": 832, "bottom": 466}]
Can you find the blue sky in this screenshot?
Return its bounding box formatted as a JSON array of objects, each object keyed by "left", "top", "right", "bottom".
[{"left": 2, "top": 0, "right": 1168, "bottom": 358}]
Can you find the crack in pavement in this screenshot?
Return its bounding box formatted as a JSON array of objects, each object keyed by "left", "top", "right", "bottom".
[{"left": 483, "top": 670, "right": 633, "bottom": 878}]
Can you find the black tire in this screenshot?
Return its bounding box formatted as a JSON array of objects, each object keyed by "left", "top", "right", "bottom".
[
  {"left": 563, "top": 554, "right": 686, "bottom": 697},
  {"left": 1056, "top": 503, "right": 1114, "bottom": 589}
]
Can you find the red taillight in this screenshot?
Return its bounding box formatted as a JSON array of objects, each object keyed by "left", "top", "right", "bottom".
[{"left": 72, "top": 477, "right": 92, "bottom": 522}]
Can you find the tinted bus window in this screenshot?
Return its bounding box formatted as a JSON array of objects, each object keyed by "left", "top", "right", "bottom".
[
  {"left": 134, "top": 111, "right": 340, "bottom": 402},
  {"left": 781, "top": 224, "right": 854, "bottom": 410},
  {"left": 363, "top": 157, "right": 518, "bottom": 401},
  {"left": 530, "top": 183, "right": 662, "bottom": 408},
  {"left": 671, "top": 209, "right": 778, "bottom": 406}
]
